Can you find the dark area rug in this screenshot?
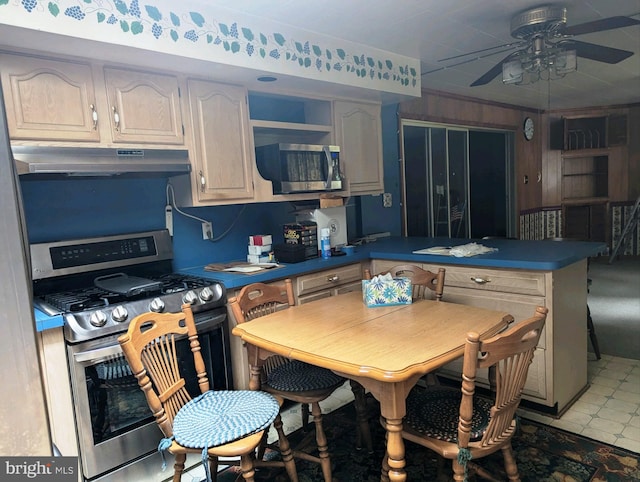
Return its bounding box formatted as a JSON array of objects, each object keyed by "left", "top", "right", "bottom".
[{"left": 218, "top": 397, "right": 640, "bottom": 481}]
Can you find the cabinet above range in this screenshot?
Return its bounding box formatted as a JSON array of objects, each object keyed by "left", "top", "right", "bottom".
[
  {"left": 0, "top": 51, "right": 184, "bottom": 146},
  {"left": 175, "top": 88, "right": 385, "bottom": 206}
]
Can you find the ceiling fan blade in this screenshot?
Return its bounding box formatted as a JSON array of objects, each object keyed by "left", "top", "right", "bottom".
[
  {"left": 470, "top": 54, "right": 515, "bottom": 87},
  {"left": 563, "top": 16, "right": 640, "bottom": 36},
  {"left": 570, "top": 40, "right": 635, "bottom": 64},
  {"left": 423, "top": 46, "right": 518, "bottom": 76},
  {"left": 438, "top": 41, "right": 523, "bottom": 62}
]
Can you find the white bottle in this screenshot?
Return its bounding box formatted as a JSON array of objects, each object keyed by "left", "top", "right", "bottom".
[{"left": 320, "top": 228, "right": 331, "bottom": 259}]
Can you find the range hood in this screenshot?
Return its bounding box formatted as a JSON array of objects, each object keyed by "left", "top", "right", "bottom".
[{"left": 12, "top": 145, "right": 191, "bottom": 177}]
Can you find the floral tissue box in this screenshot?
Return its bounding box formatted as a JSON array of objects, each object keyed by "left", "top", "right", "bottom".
[{"left": 362, "top": 273, "right": 412, "bottom": 307}]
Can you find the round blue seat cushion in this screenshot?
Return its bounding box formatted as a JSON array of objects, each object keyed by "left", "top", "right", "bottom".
[
  {"left": 267, "top": 360, "right": 345, "bottom": 392},
  {"left": 405, "top": 387, "right": 493, "bottom": 442},
  {"left": 171, "top": 390, "right": 279, "bottom": 449}
]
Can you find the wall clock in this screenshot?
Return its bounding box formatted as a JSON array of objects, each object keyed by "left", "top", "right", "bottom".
[{"left": 523, "top": 117, "right": 534, "bottom": 141}]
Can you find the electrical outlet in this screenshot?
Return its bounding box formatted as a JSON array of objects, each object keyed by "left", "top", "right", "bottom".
[
  {"left": 165, "top": 205, "right": 173, "bottom": 236},
  {"left": 202, "top": 221, "right": 213, "bottom": 240},
  {"left": 383, "top": 192, "right": 392, "bottom": 208}
]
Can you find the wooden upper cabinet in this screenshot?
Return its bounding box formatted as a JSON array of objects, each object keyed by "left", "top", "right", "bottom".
[
  {"left": 0, "top": 53, "right": 184, "bottom": 145},
  {"left": 186, "top": 79, "right": 254, "bottom": 202},
  {"left": 333, "top": 100, "right": 384, "bottom": 195},
  {"left": 0, "top": 53, "right": 101, "bottom": 142},
  {"left": 103, "top": 67, "right": 183, "bottom": 145}
]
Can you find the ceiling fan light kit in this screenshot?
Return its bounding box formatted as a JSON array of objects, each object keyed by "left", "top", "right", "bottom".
[
  {"left": 502, "top": 47, "right": 577, "bottom": 85},
  {"left": 502, "top": 6, "right": 577, "bottom": 85}
]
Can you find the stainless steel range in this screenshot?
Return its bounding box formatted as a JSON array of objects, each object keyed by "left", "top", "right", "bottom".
[{"left": 31, "top": 230, "right": 231, "bottom": 481}]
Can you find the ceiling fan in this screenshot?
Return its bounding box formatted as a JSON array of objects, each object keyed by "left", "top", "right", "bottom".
[{"left": 426, "top": 5, "right": 640, "bottom": 87}]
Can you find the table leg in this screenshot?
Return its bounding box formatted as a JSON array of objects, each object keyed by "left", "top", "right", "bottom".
[
  {"left": 334, "top": 374, "right": 418, "bottom": 482},
  {"left": 382, "top": 416, "right": 406, "bottom": 482}
]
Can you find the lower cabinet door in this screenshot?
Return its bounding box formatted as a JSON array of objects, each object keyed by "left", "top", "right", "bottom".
[{"left": 436, "top": 286, "right": 549, "bottom": 404}]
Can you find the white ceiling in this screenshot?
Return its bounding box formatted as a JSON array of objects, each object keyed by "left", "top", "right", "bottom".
[{"left": 211, "top": 0, "right": 640, "bottom": 111}]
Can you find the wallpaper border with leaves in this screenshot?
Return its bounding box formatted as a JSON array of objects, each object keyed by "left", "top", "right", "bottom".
[{"left": 1, "top": 0, "right": 420, "bottom": 95}]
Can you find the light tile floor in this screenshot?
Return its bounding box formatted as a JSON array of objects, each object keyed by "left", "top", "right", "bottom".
[
  {"left": 517, "top": 354, "right": 640, "bottom": 454},
  {"left": 180, "top": 355, "right": 639, "bottom": 481}
]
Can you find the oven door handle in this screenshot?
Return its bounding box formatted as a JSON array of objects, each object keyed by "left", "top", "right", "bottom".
[{"left": 74, "top": 344, "right": 123, "bottom": 363}]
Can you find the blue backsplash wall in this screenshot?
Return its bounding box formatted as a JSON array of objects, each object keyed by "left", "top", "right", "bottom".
[
  {"left": 18, "top": 103, "right": 402, "bottom": 270},
  {"left": 20, "top": 177, "right": 168, "bottom": 243},
  {"left": 20, "top": 176, "right": 302, "bottom": 269},
  {"left": 171, "top": 201, "right": 300, "bottom": 269}
]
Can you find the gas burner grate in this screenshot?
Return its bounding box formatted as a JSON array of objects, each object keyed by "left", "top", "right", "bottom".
[
  {"left": 44, "top": 287, "right": 119, "bottom": 312},
  {"left": 157, "top": 273, "right": 213, "bottom": 293},
  {"left": 42, "top": 286, "right": 153, "bottom": 312}
]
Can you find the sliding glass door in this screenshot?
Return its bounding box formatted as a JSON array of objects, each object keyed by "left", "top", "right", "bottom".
[{"left": 400, "top": 120, "right": 515, "bottom": 239}]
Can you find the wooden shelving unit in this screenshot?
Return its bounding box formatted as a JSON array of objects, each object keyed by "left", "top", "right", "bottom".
[
  {"left": 553, "top": 114, "right": 628, "bottom": 243},
  {"left": 248, "top": 92, "right": 333, "bottom": 147},
  {"left": 561, "top": 154, "right": 608, "bottom": 201}
]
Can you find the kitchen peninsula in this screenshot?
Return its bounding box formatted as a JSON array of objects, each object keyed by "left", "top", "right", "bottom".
[{"left": 184, "top": 236, "right": 606, "bottom": 417}]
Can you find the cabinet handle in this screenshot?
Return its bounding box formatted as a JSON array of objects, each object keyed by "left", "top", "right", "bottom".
[
  {"left": 90, "top": 104, "right": 98, "bottom": 130},
  {"left": 112, "top": 105, "right": 120, "bottom": 131},
  {"left": 327, "top": 275, "right": 340, "bottom": 283},
  {"left": 470, "top": 277, "right": 491, "bottom": 284},
  {"left": 199, "top": 171, "right": 206, "bottom": 191}
]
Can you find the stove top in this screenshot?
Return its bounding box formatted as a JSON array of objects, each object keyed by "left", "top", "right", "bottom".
[
  {"left": 30, "top": 230, "right": 226, "bottom": 343},
  {"left": 40, "top": 273, "right": 215, "bottom": 313}
]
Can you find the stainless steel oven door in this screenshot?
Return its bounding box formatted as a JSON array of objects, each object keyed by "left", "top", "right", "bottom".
[{"left": 67, "top": 335, "right": 161, "bottom": 480}]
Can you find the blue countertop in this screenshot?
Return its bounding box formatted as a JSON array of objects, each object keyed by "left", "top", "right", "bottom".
[
  {"left": 35, "top": 307, "right": 64, "bottom": 332},
  {"left": 366, "top": 237, "right": 607, "bottom": 270},
  {"left": 35, "top": 236, "right": 606, "bottom": 331},
  {"left": 180, "top": 236, "right": 607, "bottom": 289}
]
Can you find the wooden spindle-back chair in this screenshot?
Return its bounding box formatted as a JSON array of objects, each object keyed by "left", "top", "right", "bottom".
[
  {"left": 393, "top": 306, "right": 548, "bottom": 482},
  {"left": 118, "top": 303, "right": 297, "bottom": 482}
]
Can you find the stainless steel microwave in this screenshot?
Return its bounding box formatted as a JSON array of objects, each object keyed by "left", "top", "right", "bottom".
[{"left": 255, "top": 143, "right": 343, "bottom": 194}]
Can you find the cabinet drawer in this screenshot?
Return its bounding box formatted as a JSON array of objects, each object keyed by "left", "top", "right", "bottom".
[
  {"left": 424, "top": 265, "right": 546, "bottom": 297},
  {"left": 296, "top": 264, "right": 362, "bottom": 296}
]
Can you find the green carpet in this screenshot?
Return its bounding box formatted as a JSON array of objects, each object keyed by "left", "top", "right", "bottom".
[{"left": 219, "top": 397, "right": 640, "bottom": 481}]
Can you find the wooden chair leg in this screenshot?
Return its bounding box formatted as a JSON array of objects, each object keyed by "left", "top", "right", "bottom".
[
  {"left": 272, "top": 412, "right": 299, "bottom": 482},
  {"left": 501, "top": 444, "right": 521, "bottom": 482},
  {"left": 468, "top": 460, "right": 501, "bottom": 482},
  {"left": 208, "top": 455, "right": 219, "bottom": 482},
  {"left": 310, "top": 401, "right": 332, "bottom": 482},
  {"left": 256, "top": 429, "right": 268, "bottom": 461},
  {"left": 172, "top": 453, "right": 186, "bottom": 482},
  {"left": 350, "top": 380, "right": 374, "bottom": 453},
  {"left": 301, "top": 403, "right": 311, "bottom": 431},
  {"left": 451, "top": 457, "right": 466, "bottom": 482},
  {"left": 239, "top": 454, "right": 256, "bottom": 482}
]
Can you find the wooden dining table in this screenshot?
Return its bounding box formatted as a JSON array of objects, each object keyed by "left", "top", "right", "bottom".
[{"left": 231, "top": 290, "right": 513, "bottom": 481}]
